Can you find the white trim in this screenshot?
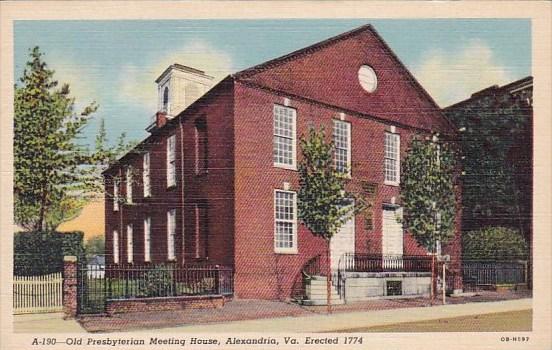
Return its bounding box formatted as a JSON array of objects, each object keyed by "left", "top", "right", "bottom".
[
  {"left": 113, "top": 179, "right": 119, "bottom": 211},
  {"left": 384, "top": 130, "right": 400, "bottom": 185},
  {"left": 166, "top": 135, "right": 176, "bottom": 188},
  {"left": 125, "top": 167, "right": 133, "bottom": 204},
  {"left": 167, "top": 209, "right": 176, "bottom": 260},
  {"left": 273, "top": 104, "right": 297, "bottom": 170},
  {"left": 126, "top": 224, "right": 133, "bottom": 264},
  {"left": 144, "top": 217, "right": 151, "bottom": 262},
  {"left": 274, "top": 189, "right": 298, "bottom": 254},
  {"left": 333, "top": 119, "right": 352, "bottom": 176},
  {"left": 143, "top": 152, "right": 151, "bottom": 197},
  {"left": 113, "top": 230, "right": 119, "bottom": 264}
]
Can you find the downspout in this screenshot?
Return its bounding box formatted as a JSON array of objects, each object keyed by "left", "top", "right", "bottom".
[{"left": 180, "top": 121, "right": 186, "bottom": 265}]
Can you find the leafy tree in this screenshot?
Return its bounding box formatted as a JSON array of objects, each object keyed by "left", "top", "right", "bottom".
[
  {"left": 463, "top": 227, "right": 528, "bottom": 261},
  {"left": 297, "top": 126, "right": 365, "bottom": 312},
  {"left": 444, "top": 93, "right": 531, "bottom": 236},
  {"left": 84, "top": 235, "right": 105, "bottom": 256},
  {"left": 400, "top": 136, "right": 458, "bottom": 300},
  {"left": 14, "top": 47, "right": 133, "bottom": 231}
]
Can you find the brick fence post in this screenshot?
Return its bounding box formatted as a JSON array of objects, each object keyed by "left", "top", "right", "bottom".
[{"left": 63, "top": 256, "right": 78, "bottom": 319}]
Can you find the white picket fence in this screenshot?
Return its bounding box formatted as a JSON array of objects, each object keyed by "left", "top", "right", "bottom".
[{"left": 13, "top": 272, "right": 63, "bottom": 314}]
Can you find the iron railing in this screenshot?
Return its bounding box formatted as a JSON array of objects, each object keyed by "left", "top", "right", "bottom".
[
  {"left": 338, "top": 253, "right": 433, "bottom": 273},
  {"left": 462, "top": 260, "right": 527, "bottom": 288}
]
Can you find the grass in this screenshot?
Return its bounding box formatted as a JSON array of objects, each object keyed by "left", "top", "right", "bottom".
[{"left": 334, "top": 310, "right": 532, "bottom": 332}]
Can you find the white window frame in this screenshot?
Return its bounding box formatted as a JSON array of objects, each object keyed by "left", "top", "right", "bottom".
[
  {"left": 167, "top": 209, "right": 176, "bottom": 261},
  {"left": 384, "top": 131, "right": 401, "bottom": 186},
  {"left": 143, "top": 152, "right": 151, "bottom": 197},
  {"left": 144, "top": 217, "right": 151, "bottom": 262},
  {"left": 167, "top": 135, "right": 176, "bottom": 188},
  {"left": 126, "top": 224, "right": 133, "bottom": 264},
  {"left": 113, "top": 179, "right": 119, "bottom": 211},
  {"left": 126, "top": 167, "right": 133, "bottom": 203},
  {"left": 113, "top": 230, "right": 119, "bottom": 264},
  {"left": 333, "top": 119, "right": 352, "bottom": 175},
  {"left": 273, "top": 104, "right": 297, "bottom": 170},
  {"left": 274, "top": 189, "right": 298, "bottom": 254}
]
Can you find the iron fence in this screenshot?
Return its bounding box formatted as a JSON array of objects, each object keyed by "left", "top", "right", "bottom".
[
  {"left": 77, "top": 262, "right": 233, "bottom": 314},
  {"left": 338, "top": 253, "right": 433, "bottom": 273},
  {"left": 462, "top": 260, "right": 527, "bottom": 288}
]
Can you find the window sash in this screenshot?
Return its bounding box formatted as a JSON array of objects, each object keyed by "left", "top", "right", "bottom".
[
  {"left": 167, "top": 209, "right": 176, "bottom": 260},
  {"left": 127, "top": 224, "right": 133, "bottom": 264},
  {"left": 333, "top": 120, "right": 351, "bottom": 174},
  {"left": 384, "top": 132, "right": 400, "bottom": 183},
  {"left": 273, "top": 105, "right": 296, "bottom": 167},
  {"left": 274, "top": 190, "right": 297, "bottom": 253},
  {"left": 143, "top": 152, "right": 151, "bottom": 197},
  {"left": 113, "top": 230, "right": 119, "bottom": 264},
  {"left": 113, "top": 180, "right": 119, "bottom": 211},
  {"left": 144, "top": 217, "right": 151, "bottom": 262},
  {"left": 167, "top": 135, "right": 176, "bottom": 187},
  {"left": 126, "top": 168, "right": 133, "bottom": 203}
]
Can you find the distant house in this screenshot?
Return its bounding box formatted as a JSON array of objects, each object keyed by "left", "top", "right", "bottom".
[
  {"left": 103, "top": 24, "right": 462, "bottom": 301},
  {"left": 87, "top": 255, "right": 105, "bottom": 278}
]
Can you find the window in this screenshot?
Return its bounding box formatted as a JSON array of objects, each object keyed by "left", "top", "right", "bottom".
[
  {"left": 274, "top": 190, "right": 297, "bottom": 253},
  {"left": 167, "top": 135, "right": 176, "bottom": 187},
  {"left": 333, "top": 120, "right": 351, "bottom": 174},
  {"left": 162, "top": 86, "right": 169, "bottom": 113},
  {"left": 143, "top": 152, "right": 151, "bottom": 197},
  {"left": 384, "top": 131, "right": 400, "bottom": 184},
  {"left": 126, "top": 224, "right": 133, "bottom": 264},
  {"left": 358, "top": 65, "right": 378, "bottom": 93},
  {"left": 194, "top": 202, "right": 208, "bottom": 259},
  {"left": 113, "top": 179, "right": 119, "bottom": 211},
  {"left": 194, "top": 120, "right": 208, "bottom": 175},
  {"left": 126, "top": 167, "right": 133, "bottom": 203},
  {"left": 113, "top": 230, "right": 119, "bottom": 264},
  {"left": 273, "top": 105, "right": 296, "bottom": 168},
  {"left": 167, "top": 209, "right": 176, "bottom": 260},
  {"left": 144, "top": 217, "right": 151, "bottom": 262}
]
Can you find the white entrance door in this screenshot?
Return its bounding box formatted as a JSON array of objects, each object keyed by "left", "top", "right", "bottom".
[
  {"left": 382, "top": 208, "right": 404, "bottom": 268},
  {"left": 330, "top": 202, "right": 355, "bottom": 272}
]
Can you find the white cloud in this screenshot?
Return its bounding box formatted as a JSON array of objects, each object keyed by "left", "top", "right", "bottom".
[
  {"left": 117, "top": 40, "right": 233, "bottom": 110},
  {"left": 413, "top": 39, "right": 513, "bottom": 107},
  {"left": 48, "top": 58, "right": 101, "bottom": 107}
]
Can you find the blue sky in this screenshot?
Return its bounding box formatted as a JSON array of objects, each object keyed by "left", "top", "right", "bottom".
[{"left": 14, "top": 19, "right": 531, "bottom": 147}]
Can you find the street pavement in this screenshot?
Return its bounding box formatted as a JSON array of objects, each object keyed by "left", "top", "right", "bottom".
[
  {"left": 148, "top": 298, "right": 532, "bottom": 333},
  {"left": 12, "top": 298, "right": 531, "bottom": 333}
]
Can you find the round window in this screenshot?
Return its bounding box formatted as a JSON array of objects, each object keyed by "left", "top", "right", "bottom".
[{"left": 358, "top": 65, "right": 377, "bottom": 93}]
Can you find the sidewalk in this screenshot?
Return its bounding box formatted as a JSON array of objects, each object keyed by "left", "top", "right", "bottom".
[
  {"left": 148, "top": 298, "right": 531, "bottom": 333},
  {"left": 13, "top": 313, "right": 86, "bottom": 333}
]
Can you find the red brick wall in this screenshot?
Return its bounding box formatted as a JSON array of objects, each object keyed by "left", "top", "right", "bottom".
[
  {"left": 106, "top": 295, "right": 224, "bottom": 315},
  {"left": 232, "top": 80, "right": 457, "bottom": 299},
  {"left": 237, "top": 27, "right": 450, "bottom": 132},
  {"left": 104, "top": 82, "right": 236, "bottom": 268}
]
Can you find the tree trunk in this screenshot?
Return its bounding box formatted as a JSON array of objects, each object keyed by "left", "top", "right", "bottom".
[
  {"left": 38, "top": 187, "right": 48, "bottom": 231},
  {"left": 326, "top": 240, "right": 332, "bottom": 314}
]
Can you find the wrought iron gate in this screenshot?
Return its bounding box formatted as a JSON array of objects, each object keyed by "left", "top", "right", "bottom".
[{"left": 77, "top": 260, "right": 107, "bottom": 314}]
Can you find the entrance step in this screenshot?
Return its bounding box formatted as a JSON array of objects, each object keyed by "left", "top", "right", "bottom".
[{"left": 303, "top": 276, "right": 344, "bottom": 305}]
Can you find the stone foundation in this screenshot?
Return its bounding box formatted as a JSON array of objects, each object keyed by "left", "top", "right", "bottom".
[
  {"left": 344, "top": 272, "right": 431, "bottom": 302},
  {"left": 106, "top": 295, "right": 224, "bottom": 315}
]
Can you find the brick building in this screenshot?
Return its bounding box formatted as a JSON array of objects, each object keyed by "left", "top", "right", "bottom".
[{"left": 103, "top": 24, "right": 462, "bottom": 301}]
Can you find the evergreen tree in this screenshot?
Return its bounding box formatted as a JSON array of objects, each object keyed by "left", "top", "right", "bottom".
[{"left": 14, "top": 47, "right": 132, "bottom": 231}]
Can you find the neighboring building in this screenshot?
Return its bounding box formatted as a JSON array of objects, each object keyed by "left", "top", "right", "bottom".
[
  {"left": 87, "top": 255, "right": 106, "bottom": 278},
  {"left": 103, "top": 24, "right": 462, "bottom": 301},
  {"left": 444, "top": 77, "right": 532, "bottom": 237},
  {"left": 444, "top": 77, "right": 533, "bottom": 286}
]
